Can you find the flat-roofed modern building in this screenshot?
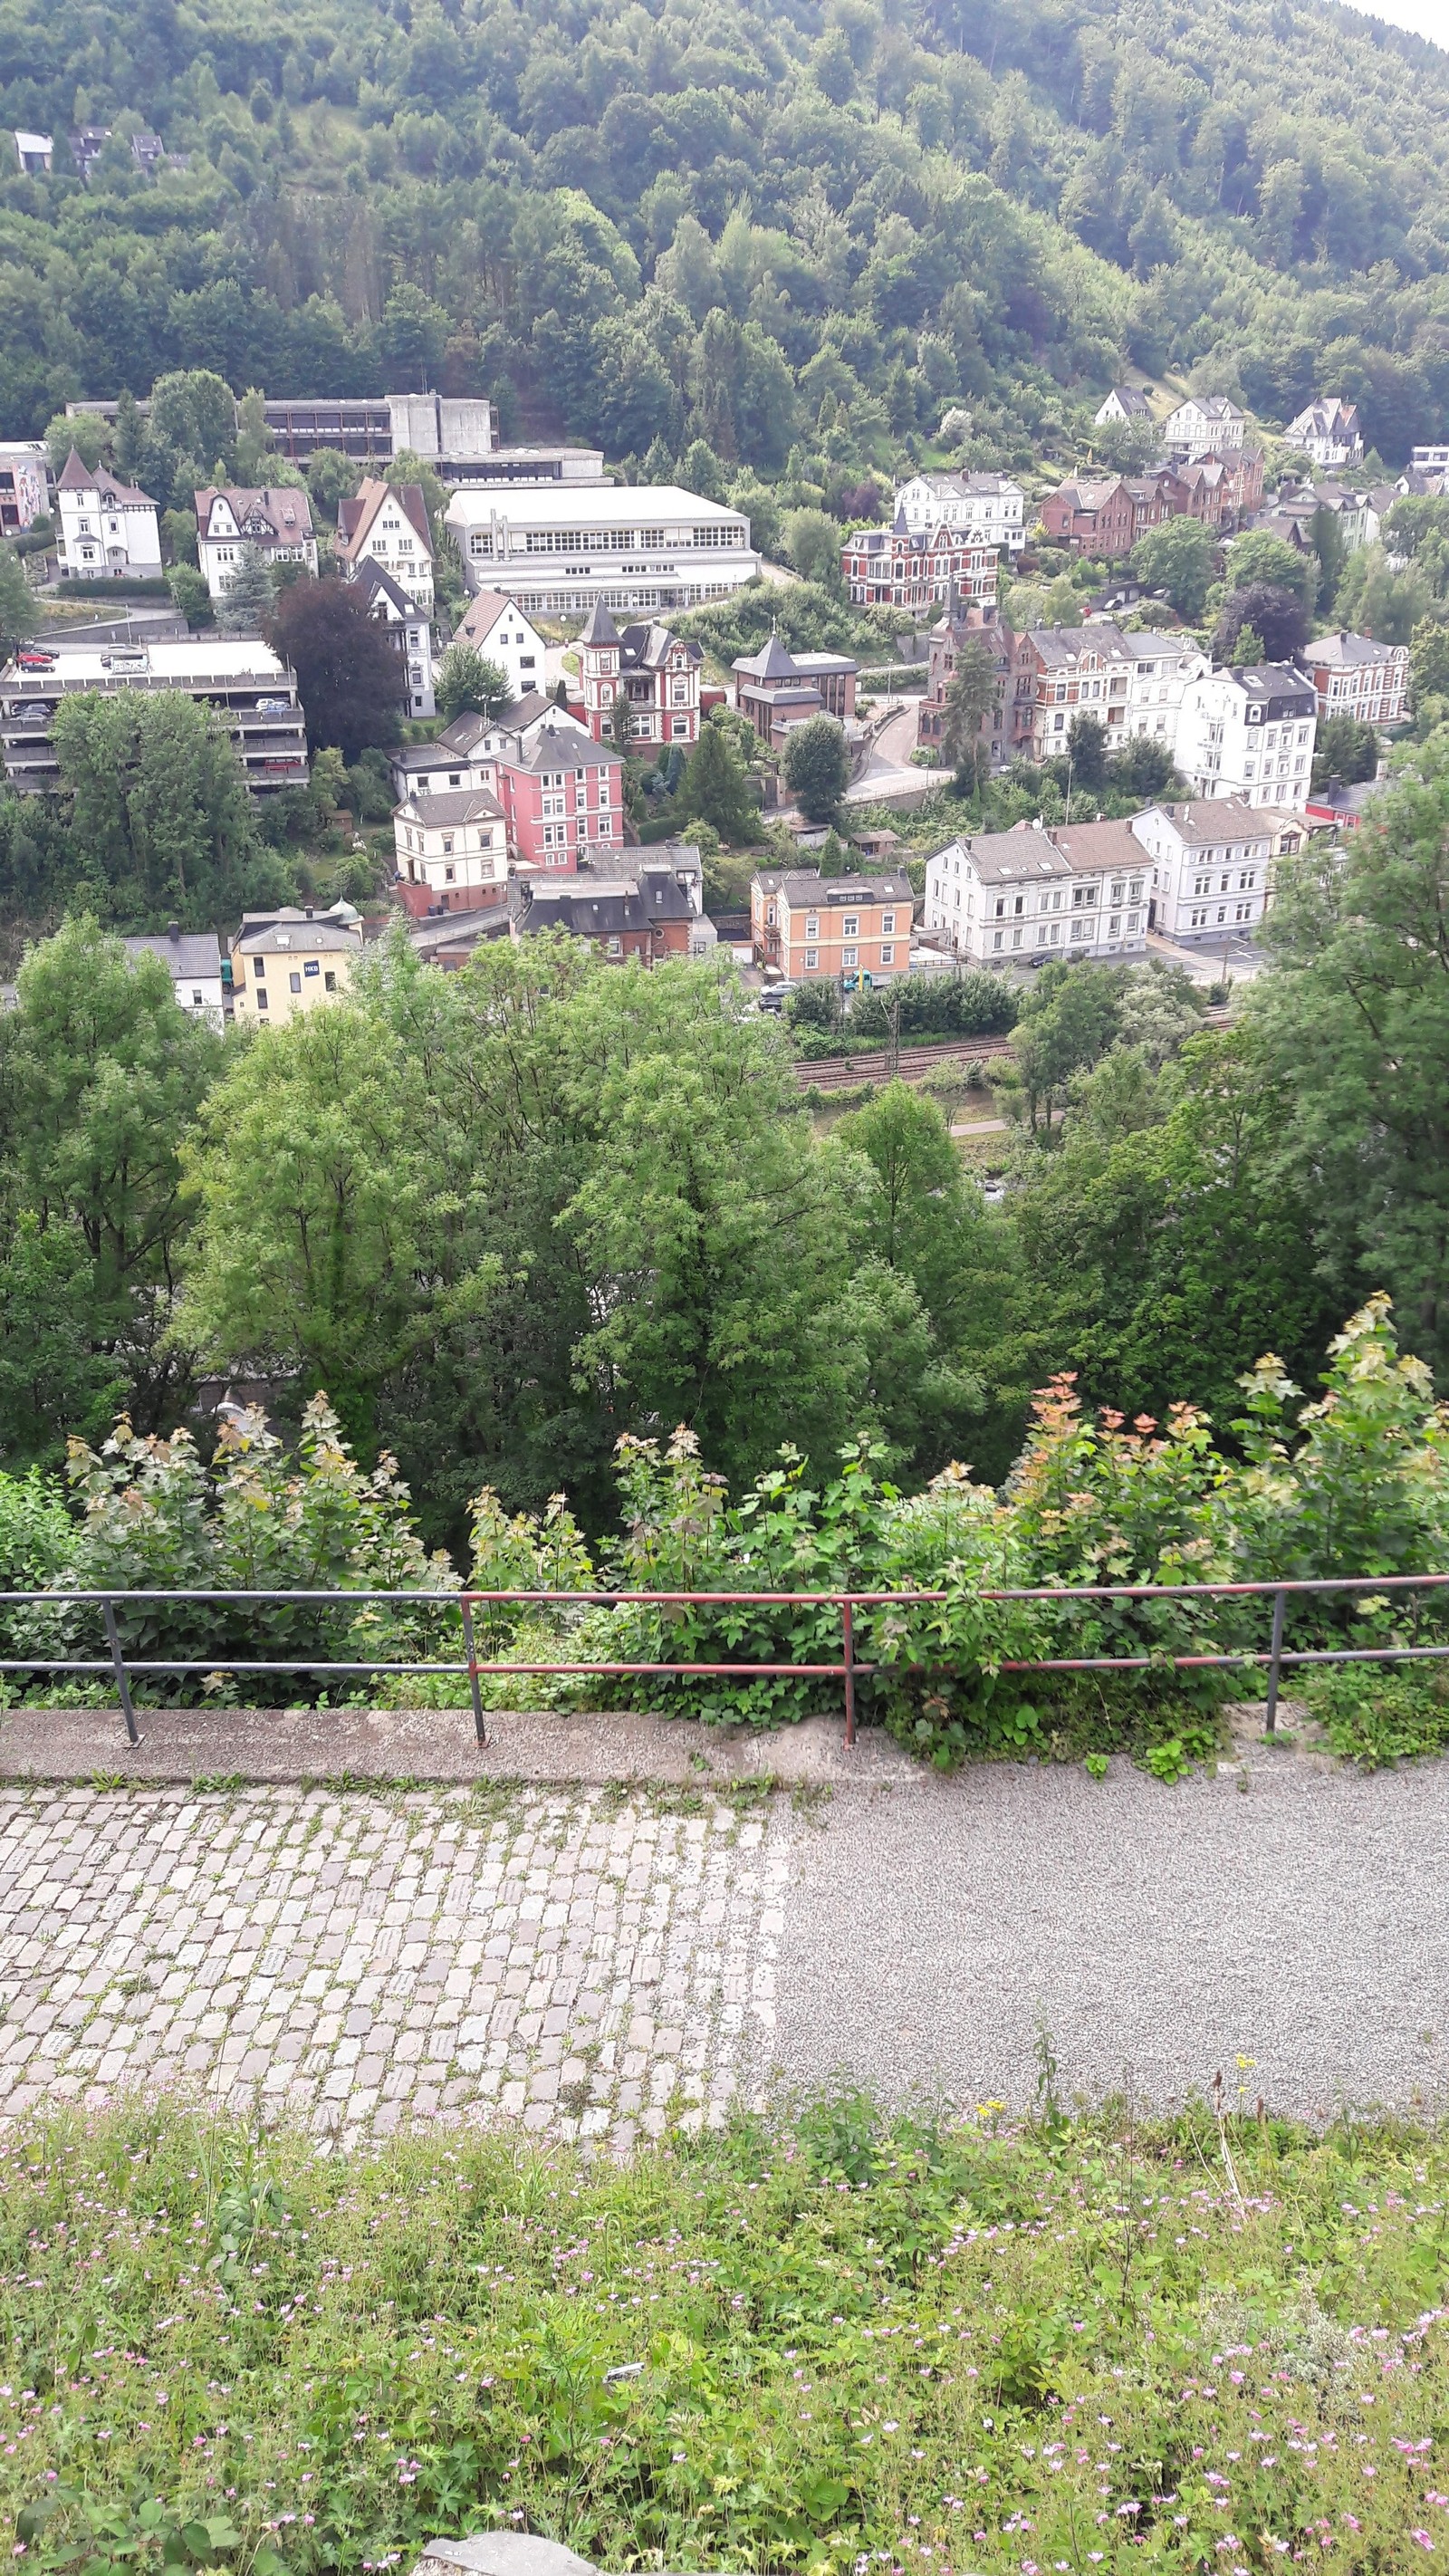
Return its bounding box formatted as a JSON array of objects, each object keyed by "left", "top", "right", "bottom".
[
  {"left": 444, "top": 484, "right": 760, "bottom": 618},
  {"left": 0, "top": 638, "right": 308, "bottom": 793}
]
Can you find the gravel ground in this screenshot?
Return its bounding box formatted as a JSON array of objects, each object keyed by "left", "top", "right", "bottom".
[{"left": 765, "top": 1754, "right": 1449, "bottom": 2121}]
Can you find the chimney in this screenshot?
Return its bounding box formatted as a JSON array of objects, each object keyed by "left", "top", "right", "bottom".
[
  {"left": 168, "top": 919, "right": 181, "bottom": 941},
  {"left": 304, "top": 904, "right": 314, "bottom": 918}
]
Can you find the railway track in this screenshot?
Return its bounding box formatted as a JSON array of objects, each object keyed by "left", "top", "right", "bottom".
[
  {"left": 793, "top": 1033, "right": 1017, "bottom": 1091},
  {"left": 792, "top": 1005, "right": 1232, "bottom": 1092}
]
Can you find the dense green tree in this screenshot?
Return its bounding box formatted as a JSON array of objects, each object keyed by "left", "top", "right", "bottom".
[
  {"left": 166, "top": 564, "right": 214, "bottom": 630},
  {"left": 1008, "top": 1026, "right": 1342, "bottom": 1427},
  {"left": 941, "top": 633, "right": 1000, "bottom": 774},
  {"left": 783, "top": 715, "right": 851, "bottom": 823},
  {"left": 178, "top": 940, "right": 968, "bottom": 1527},
  {"left": 1065, "top": 710, "right": 1108, "bottom": 793},
  {"left": 1411, "top": 617, "right": 1449, "bottom": 707},
  {"left": 0, "top": 547, "right": 37, "bottom": 658},
  {"left": 305, "top": 449, "right": 360, "bottom": 525},
  {"left": 0, "top": 918, "right": 224, "bottom": 1456},
  {"left": 1214, "top": 582, "right": 1309, "bottom": 665},
  {"left": 50, "top": 692, "right": 279, "bottom": 927},
  {"left": 436, "top": 646, "right": 511, "bottom": 722},
  {"left": 677, "top": 716, "right": 757, "bottom": 844},
  {"left": 781, "top": 508, "right": 842, "bottom": 587},
  {"left": 1252, "top": 743, "right": 1449, "bottom": 1369},
  {"left": 1224, "top": 532, "right": 1317, "bottom": 613},
  {"left": 267, "top": 578, "right": 403, "bottom": 763},
  {"left": 1129, "top": 517, "right": 1219, "bottom": 620},
  {"left": 1312, "top": 714, "right": 1380, "bottom": 792}
]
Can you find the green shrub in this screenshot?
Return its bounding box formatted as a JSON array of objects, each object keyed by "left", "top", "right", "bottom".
[
  {"left": 16, "top": 1399, "right": 455, "bottom": 1704},
  {"left": 1300, "top": 1663, "right": 1449, "bottom": 1767}
]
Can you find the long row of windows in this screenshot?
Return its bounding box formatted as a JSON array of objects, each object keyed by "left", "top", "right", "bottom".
[{"left": 468, "top": 524, "right": 748, "bottom": 559}]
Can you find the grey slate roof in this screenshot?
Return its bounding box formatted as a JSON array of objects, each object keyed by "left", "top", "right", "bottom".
[
  {"left": 398, "top": 787, "right": 504, "bottom": 826},
  {"left": 122, "top": 929, "right": 221, "bottom": 980}
]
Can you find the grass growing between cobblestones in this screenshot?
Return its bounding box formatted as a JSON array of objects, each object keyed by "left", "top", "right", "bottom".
[{"left": 4, "top": 2098, "right": 1449, "bottom": 2576}]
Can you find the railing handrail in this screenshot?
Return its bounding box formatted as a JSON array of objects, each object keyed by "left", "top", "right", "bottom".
[{"left": 3, "top": 1572, "right": 1444, "bottom": 1755}]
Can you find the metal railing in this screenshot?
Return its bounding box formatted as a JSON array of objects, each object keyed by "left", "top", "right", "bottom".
[{"left": 1, "top": 1571, "right": 1447, "bottom": 1751}]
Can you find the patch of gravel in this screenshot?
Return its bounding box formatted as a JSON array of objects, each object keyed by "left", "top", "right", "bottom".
[{"left": 763, "top": 1753, "right": 1449, "bottom": 2121}]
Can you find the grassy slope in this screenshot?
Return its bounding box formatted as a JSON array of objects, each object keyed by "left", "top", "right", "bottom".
[{"left": 3, "top": 2098, "right": 1447, "bottom": 2572}]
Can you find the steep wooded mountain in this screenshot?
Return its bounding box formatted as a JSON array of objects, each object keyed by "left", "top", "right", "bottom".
[{"left": 0, "top": 0, "right": 1445, "bottom": 464}]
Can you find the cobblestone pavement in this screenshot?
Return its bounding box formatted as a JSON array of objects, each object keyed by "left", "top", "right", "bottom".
[{"left": 0, "top": 1783, "right": 792, "bottom": 2148}]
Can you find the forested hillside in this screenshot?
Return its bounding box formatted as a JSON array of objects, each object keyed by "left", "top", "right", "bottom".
[{"left": 0, "top": 0, "right": 1445, "bottom": 467}]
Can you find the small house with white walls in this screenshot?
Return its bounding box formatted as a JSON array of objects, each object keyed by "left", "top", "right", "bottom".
[
  {"left": 451, "top": 590, "right": 546, "bottom": 702},
  {"left": 335, "top": 476, "right": 434, "bottom": 610},
  {"left": 56, "top": 449, "right": 162, "bottom": 580}
]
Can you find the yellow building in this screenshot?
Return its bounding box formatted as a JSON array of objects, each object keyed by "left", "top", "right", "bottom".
[{"left": 229, "top": 908, "right": 363, "bottom": 1028}]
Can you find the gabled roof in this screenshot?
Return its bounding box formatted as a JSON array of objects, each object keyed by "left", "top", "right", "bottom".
[
  {"left": 1100, "top": 385, "right": 1152, "bottom": 419},
  {"left": 235, "top": 918, "right": 360, "bottom": 956},
  {"left": 122, "top": 929, "right": 222, "bottom": 981},
  {"left": 196, "top": 485, "right": 314, "bottom": 544},
  {"left": 942, "top": 828, "right": 1072, "bottom": 888},
  {"left": 1045, "top": 821, "right": 1148, "bottom": 875},
  {"left": 354, "top": 560, "right": 418, "bottom": 619},
  {"left": 456, "top": 591, "right": 541, "bottom": 648},
  {"left": 57, "top": 447, "right": 154, "bottom": 505},
  {"left": 336, "top": 476, "right": 430, "bottom": 562}
]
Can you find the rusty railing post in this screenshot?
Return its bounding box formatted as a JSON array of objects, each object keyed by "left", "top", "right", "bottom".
[
  {"left": 1263, "top": 1585, "right": 1287, "bottom": 1735},
  {"left": 101, "top": 1597, "right": 140, "bottom": 1748},
  {"left": 841, "top": 1595, "right": 856, "bottom": 1746},
  {"left": 459, "top": 1596, "right": 487, "bottom": 1748}
]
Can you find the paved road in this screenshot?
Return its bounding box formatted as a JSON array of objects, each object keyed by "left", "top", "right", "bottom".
[{"left": 2, "top": 1750, "right": 1444, "bottom": 2139}]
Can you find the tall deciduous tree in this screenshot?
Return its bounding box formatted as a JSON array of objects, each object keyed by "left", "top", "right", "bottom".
[
  {"left": 435, "top": 645, "right": 510, "bottom": 721},
  {"left": 0, "top": 918, "right": 224, "bottom": 1454},
  {"left": 1252, "top": 745, "right": 1449, "bottom": 1369},
  {"left": 50, "top": 690, "right": 277, "bottom": 926},
  {"left": 267, "top": 578, "right": 403, "bottom": 762},
  {"left": 1129, "top": 516, "right": 1219, "bottom": 620},
  {"left": 782, "top": 714, "right": 851, "bottom": 823}
]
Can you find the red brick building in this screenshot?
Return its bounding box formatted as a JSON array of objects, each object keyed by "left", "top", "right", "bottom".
[
  {"left": 841, "top": 517, "right": 997, "bottom": 613},
  {"left": 576, "top": 602, "right": 703, "bottom": 752},
  {"left": 917, "top": 601, "right": 1017, "bottom": 770}
]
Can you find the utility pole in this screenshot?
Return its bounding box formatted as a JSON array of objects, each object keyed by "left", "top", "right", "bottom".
[{"left": 887, "top": 984, "right": 901, "bottom": 1079}]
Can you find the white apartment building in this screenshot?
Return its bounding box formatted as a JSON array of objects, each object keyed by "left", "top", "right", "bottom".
[
  {"left": 55, "top": 449, "right": 161, "bottom": 580},
  {"left": 1121, "top": 632, "right": 1211, "bottom": 739},
  {"left": 1018, "top": 624, "right": 1207, "bottom": 763},
  {"left": 893, "top": 470, "right": 1026, "bottom": 554},
  {"left": 195, "top": 485, "right": 319, "bottom": 604},
  {"left": 924, "top": 820, "right": 1148, "bottom": 967},
  {"left": 393, "top": 787, "right": 507, "bottom": 909},
  {"left": 1163, "top": 395, "right": 1247, "bottom": 459},
  {"left": 1173, "top": 664, "right": 1317, "bottom": 812},
  {"left": 1128, "top": 799, "right": 1307, "bottom": 942},
  {"left": 0, "top": 636, "right": 308, "bottom": 793},
  {"left": 444, "top": 485, "right": 759, "bottom": 618},
  {"left": 451, "top": 590, "right": 546, "bottom": 700},
  {"left": 1283, "top": 398, "right": 1363, "bottom": 469}
]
